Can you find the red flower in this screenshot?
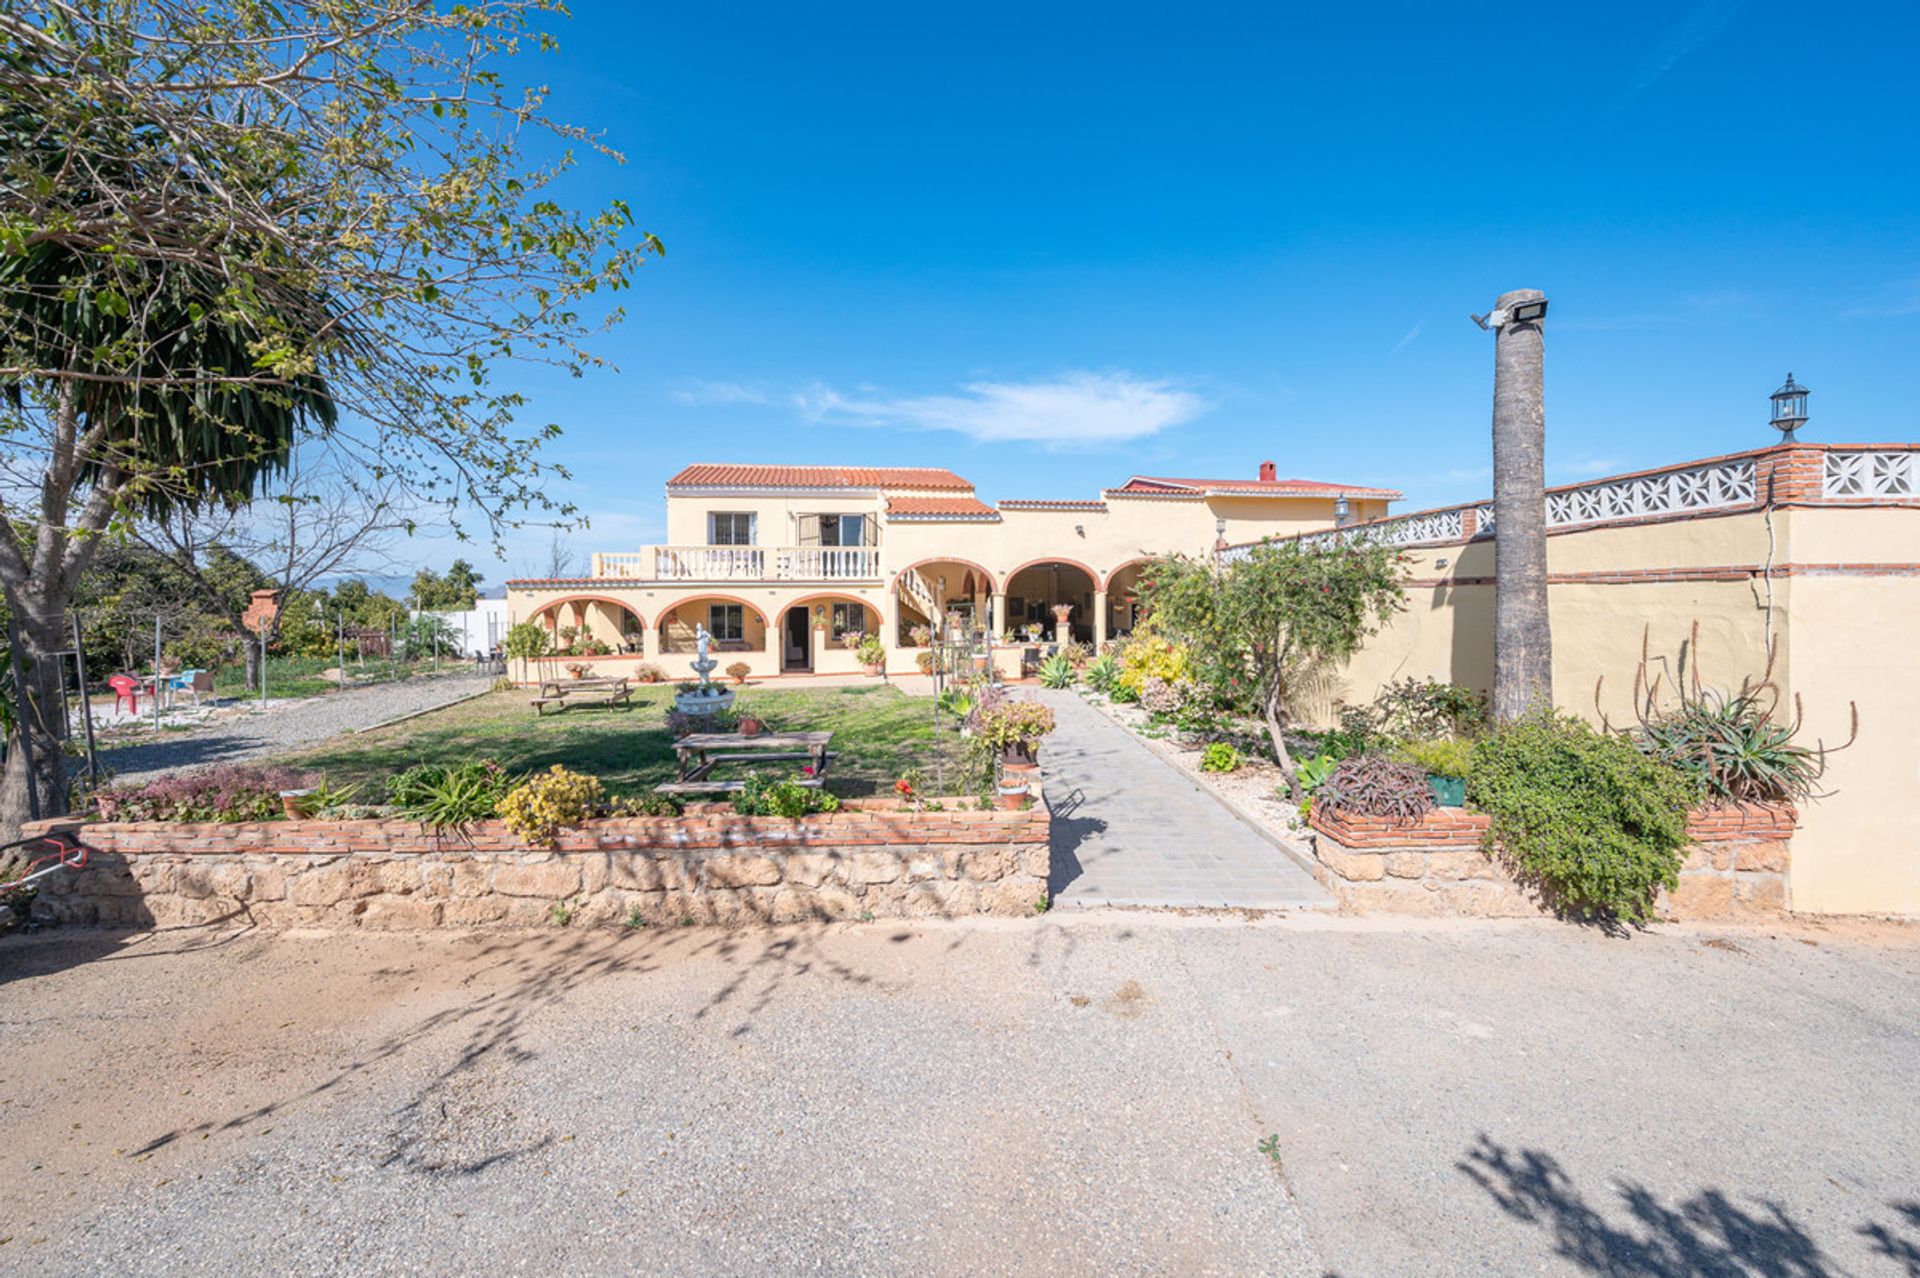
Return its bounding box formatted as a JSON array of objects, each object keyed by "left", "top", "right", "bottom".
[
  {"left": 802, "top": 765, "right": 816, "bottom": 778},
  {"left": 895, "top": 778, "right": 914, "bottom": 796}
]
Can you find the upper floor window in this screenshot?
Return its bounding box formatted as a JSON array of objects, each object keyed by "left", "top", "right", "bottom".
[
  {"left": 708, "top": 511, "right": 756, "bottom": 546},
  {"left": 817, "top": 513, "right": 867, "bottom": 547}
]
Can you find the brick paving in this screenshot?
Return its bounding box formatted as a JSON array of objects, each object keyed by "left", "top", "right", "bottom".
[{"left": 1037, "top": 689, "right": 1333, "bottom": 910}]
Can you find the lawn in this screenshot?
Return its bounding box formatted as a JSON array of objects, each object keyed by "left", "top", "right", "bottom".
[
  {"left": 212, "top": 653, "right": 476, "bottom": 700},
  {"left": 276, "top": 683, "right": 964, "bottom": 798}
]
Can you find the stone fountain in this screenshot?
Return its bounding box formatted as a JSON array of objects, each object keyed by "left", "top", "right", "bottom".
[{"left": 674, "top": 624, "right": 736, "bottom": 717}]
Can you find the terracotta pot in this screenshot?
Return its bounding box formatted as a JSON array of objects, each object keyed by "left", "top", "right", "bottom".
[
  {"left": 862, "top": 662, "right": 883, "bottom": 676},
  {"left": 279, "top": 789, "right": 315, "bottom": 820},
  {"left": 994, "top": 782, "right": 1031, "bottom": 811},
  {"left": 738, "top": 716, "right": 765, "bottom": 737},
  {"left": 1001, "top": 742, "right": 1038, "bottom": 767},
  {"left": 1001, "top": 758, "right": 1039, "bottom": 778}
]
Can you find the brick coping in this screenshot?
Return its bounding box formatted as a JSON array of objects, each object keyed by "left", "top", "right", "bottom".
[
  {"left": 1311, "top": 801, "right": 1796, "bottom": 850},
  {"left": 26, "top": 798, "right": 1049, "bottom": 856}
]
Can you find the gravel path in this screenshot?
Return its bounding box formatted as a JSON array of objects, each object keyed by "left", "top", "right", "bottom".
[
  {"left": 1, "top": 914, "right": 1915, "bottom": 1274},
  {"left": 94, "top": 674, "right": 495, "bottom": 783}
]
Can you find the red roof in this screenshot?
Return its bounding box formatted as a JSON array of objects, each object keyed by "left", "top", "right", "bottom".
[
  {"left": 885, "top": 496, "right": 1000, "bottom": 519},
  {"left": 1110, "top": 475, "right": 1404, "bottom": 500},
  {"left": 667, "top": 464, "right": 973, "bottom": 491}
]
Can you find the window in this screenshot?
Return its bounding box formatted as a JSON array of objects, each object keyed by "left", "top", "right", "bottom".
[
  {"left": 708, "top": 603, "right": 744, "bottom": 642},
  {"left": 830, "top": 602, "right": 866, "bottom": 639},
  {"left": 818, "top": 513, "right": 866, "bottom": 547},
  {"left": 708, "top": 512, "right": 755, "bottom": 546}
]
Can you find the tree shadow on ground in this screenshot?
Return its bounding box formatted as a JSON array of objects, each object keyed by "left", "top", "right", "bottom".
[{"left": 1457, "top": 1133, "right": 1919, "bottom": 1276}]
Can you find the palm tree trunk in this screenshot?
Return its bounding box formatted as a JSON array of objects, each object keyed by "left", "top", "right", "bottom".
[{"left": 1491, "top": 288, "right": 1552, "bottom": 721}]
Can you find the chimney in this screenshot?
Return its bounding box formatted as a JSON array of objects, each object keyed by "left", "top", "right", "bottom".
[{"left": 1258, "top": 460, "right": 1277, "bottom": 482}]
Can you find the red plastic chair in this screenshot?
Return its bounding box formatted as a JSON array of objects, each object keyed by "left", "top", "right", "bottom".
[{"left": 108, "top": 674, "right": 141, "bottom": 714}]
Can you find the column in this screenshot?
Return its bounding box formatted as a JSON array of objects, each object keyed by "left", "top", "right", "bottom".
[
  {"left": 990, "top": 592, "right": 1007, "bottom": 639},
  {"left": 1093, "top": 590, "right": 1109, "bottom": 648},
  {"left": 879, "top": 590, "right": 899, "bottom": 662}
]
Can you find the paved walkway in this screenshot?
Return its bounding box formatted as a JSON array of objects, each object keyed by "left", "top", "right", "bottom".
[{"left": 1038, "top": 689, "right": 1332, "bottom": 909}]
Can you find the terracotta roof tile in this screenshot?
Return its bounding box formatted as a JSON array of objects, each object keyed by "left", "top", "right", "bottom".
[
  {"left": 667, "top": 464, "right": 973, "bottom": 491},
  {"left": 1112, "top": 475, "right": 1404, "bottom": 500},
  {"left": 885, "top": 496, "right": 1000, "bottom": 520}
]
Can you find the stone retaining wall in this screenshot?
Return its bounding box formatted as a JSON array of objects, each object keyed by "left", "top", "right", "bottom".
[
  {"left": 22, "top": 801, "right": 1052, "bottom": 930},
  {"left": 1308, "top": 802, "right": 1794, "bottom": 920}
]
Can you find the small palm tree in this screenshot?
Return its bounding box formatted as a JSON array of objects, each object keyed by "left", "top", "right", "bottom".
[{"left": 1489, "top": 289, "right": 1552, "bottom": 722}]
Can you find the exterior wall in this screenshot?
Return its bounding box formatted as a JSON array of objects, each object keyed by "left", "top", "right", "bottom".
[
  {"left": 1286, "top": 445, "right": 1920, "bottom": 919},
  {"left": 26, "top": 803, "right": 1052, "bottom": 930},
  {"left": 662, "top": 489, "right": 897, "bottom": 546},
  {"left": 1309, "top": 803, "right": 1794, "bottom": 920}
]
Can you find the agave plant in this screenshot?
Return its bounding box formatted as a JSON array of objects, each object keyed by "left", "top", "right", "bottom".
[{"left": 1038, "top": 653, "right": 1076, "bottom": 689}]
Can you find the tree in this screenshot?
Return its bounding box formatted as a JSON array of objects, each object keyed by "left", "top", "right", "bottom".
[
  {"left": 138, "top": 449, "right": 407, "bottom": 688},
  {"left": 413, "top": 559, "right": 484, "bottom": 612},
  {"left": 503, "top": 620, "right": 549, "bottom": 685},
  {"left": 0, "top": 3, "right": 658, "bottom": 840},
  {"left": 1488, "top": 288, "right": 1553, "bottom": 721},
  {"left": 1144, "top": 539, "right": 1407, "bottom": 798}
]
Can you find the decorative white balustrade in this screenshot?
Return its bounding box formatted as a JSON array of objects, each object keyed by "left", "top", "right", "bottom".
[
  {"left": 589, "top": 545, "right": 884, "bottom": 582},
  {"left": 1824, "top": 450, "right": 1916, "bottom": 499},
  {"left": 1545, "top": 458, "right": 1755, "bottom": 526}
]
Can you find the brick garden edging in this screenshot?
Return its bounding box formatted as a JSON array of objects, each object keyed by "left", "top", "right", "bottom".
[
  {"left": 22, "top": 800, "right": 1052, "bottom": 931},
  {"left": 1308, "top": 802, "right": 1794, "bottom": 920}
]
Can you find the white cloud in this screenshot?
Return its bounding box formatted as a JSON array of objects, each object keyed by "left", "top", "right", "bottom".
[
  {"left": 1388, "top": 320, "right": 1424, "bottom": 356},
  {"left": 670, "top": 379, "right": 769, "bottom": 407},
  {"left": 793, "top": 371, "right": 1208, "bottom": 448}
]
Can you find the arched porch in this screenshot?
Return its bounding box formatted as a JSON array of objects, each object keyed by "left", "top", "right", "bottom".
[
  {"left": 1103, "top": 559, "right": 1158, "bottom": 641},
  {"left": 1003, "top": 559, "right": 1100, "bottom": 644},
  {"left": 530, "top": 595, "right": 647, "bottom": 655},
  {"left": 893, "top": 559, "right": 996, "bottom": 643},
  {"left": 655, "top": 595, "right": 770, "bottom": 655},
  {"left": 777, "top": 592, "right": 879, "bottom": 673}
]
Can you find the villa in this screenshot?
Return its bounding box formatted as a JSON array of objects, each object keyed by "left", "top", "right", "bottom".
[{"left": 505, "top": 461, "right": 1400, "bottom": 678}]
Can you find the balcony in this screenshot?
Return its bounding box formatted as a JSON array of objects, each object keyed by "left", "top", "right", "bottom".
[{"left": 591, "top": 545, "right": 883, "bottom": 582}]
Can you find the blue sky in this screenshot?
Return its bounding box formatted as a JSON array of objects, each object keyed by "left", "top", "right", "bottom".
[{"left": 419, "top": 0, "right": 1919, "bottom": 582}]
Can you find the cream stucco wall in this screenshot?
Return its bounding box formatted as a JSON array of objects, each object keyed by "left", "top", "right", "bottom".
[{"left": 1313, "top": 504, "right": 1920, "bottom": 919}]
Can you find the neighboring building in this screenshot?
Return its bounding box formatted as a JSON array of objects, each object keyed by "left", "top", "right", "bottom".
[
  {"left": 505, "top": 461, "right": 1399, "bottom": 679},
  {"left": 418, "top": 596, "right": 511, "bottom": 658}
]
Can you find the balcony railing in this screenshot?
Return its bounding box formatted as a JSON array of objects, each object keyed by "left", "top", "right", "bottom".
[{"left": 589, "top": 546, "right": 883, "bottom": 582}]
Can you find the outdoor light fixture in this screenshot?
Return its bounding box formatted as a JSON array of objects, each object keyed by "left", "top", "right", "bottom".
[
  {"left": 1507, "top": 297, "right": 1548, "bottom": 323},
  {"left": 1770, "top": 372, "right": 1810, "bottom": 441},
  {"left": 1334, "top": 495, "right": 1351, "bottom": 526},
  {"left": 1471, "top": 293, "right": 1550, "bottom": 330},
  {"left": 1215, "top": 517, "right": 1227, "bottom": 537}
]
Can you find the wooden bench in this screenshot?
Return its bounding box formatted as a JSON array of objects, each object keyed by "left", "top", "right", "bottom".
[{"left": 531, "top": 677, "right": 633, "bottom": 715}]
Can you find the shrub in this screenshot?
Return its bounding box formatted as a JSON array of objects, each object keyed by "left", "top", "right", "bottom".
[
  {"left": 610, "top": 792, "right": 683, "bottom": 817},
  {"left": 1199, "top": 742, "right": 1242, "bottom": 773},
  {"left": 1368, "top": 678, "right": 1488, "bottom": 739},
  {"left": 1392, "top": 736, "right": 1475, "bottom": 780},
  {"left": 91, "top": 765, "right": 317, "bottom": 823},
  {"left": 1469, "top": 712, "right": 1692, "bottom": 923},
  {"left": 1116, "top": 634, "right": 1193, "bottom": 695},
  {"left": 978, "top": 700, "right": 1057, "bottom": 754},
  {"left": 500, "top": 765, "right": 606, "bottom": 846},
  {"left": 1061, "top": 641, "right": 1094, "bottom": 669},
  {"left": 1038, "top": 653, "right": 1076, "bottom": 688},
  {"left": 1139, "top": 675, "right": 1189, "bottom": 716},
  {"left": 1084, "top": 653, "right": 1120, "bottom": 692},
  {"left": 729, "top": 771, "right": 841, "bottom": 818},
  {"left": 1315, "top": 754, "right": 1433, "bottom": 821},
  {"left": 388, "top": 760, "right": 514, "bottom": 832},
  {"left": 725, "top": 660, "right": 751, "bottom": 685},
  {"left": 1109, "top": 681, "right": 1140, "bottom": 705},
  {"left": 856, "top": 635, "right": 886, "bottom": 666},
  {"left": 1295, "top": 752, "right": 1339, "bottom": 795}
]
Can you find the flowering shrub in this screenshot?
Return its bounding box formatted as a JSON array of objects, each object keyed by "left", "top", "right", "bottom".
[
  {"left": 725, "top": 660, "right": 751, "bottom": 685},
  {"left": 91, "top": 766, "right": 317, "bottom": 823},
  {"left": 978, "top": 700, "right": 1057, "bottom": 754},
  {"left": 500, "top": 765, "right": 605, "bottom": 846},
  {"left": 1115, "top": 634, "right": 1193, "bottom": 695},
  {"left": 1139, "top": 675, "right": 1190, "bottom": 716}
]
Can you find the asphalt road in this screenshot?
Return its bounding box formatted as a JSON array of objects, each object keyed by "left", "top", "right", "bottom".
[{"left": 1, "top": 913, "right": 1915, "bottom": 1275}]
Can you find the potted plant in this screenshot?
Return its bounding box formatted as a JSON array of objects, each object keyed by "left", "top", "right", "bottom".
[
  {"left": 1393, "top": 738, "right": 1474, "bottom": 808},
  {"left": 565, "top": 661, "right": 591, "bottom": 679},
  {"left": 841, "top": 628, "right": 866, "bottom": 651},
  {"left": 726, "top": 660, "right": 751, "bottom": 686},
  {"left": 736, "top": 701, "right": 767, "bottom": 737},
  {"left": 979, "top": 699, "right": 1056, "bottom": 769},
  {"left": 278, "top": 787, "right": 316, "bottom": 819},
  {"left": 856, "top": 635, "right": 886, "bottom": 675},
  {"left": 908, "top": 623, "right": 932, "bottom": 648},
  {"left": 994, "top": 776, "right": 1032, "bottom": 810}
]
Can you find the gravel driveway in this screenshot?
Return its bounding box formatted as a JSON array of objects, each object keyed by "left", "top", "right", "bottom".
[
  {"left": 1, "top": 913, "right": 1914, "bottom": 1275},
  {"left": 93, "top": 674, "right": 494, "bottom": 783}
]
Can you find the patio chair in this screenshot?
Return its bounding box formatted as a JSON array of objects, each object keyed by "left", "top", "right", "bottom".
[
  {"left": 169, "top": 670, "right": 214, "bottom": 706},
  {"left": 107, "top": 674, "right": 141, "bottom": 714}
]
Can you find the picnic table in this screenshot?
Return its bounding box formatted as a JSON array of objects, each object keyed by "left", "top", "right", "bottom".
[
  {"left": 657, "top": 730, "right": 833, "bottom": 795},
  {"left": 530, "top": 676, "right": 633, "bottom": 715}
]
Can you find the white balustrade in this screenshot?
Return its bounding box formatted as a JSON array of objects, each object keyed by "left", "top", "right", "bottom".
[
  {"left": 594, "top": 552, "right": 649, "bottom": 579},
  {"left": 1824, "top": 450, "right": 1916, "bottom": 499},
  {"left": 1545, "top": 458, "right": 1754, "bottom": 527},
  {"left": 593, "top": 545, "right": 883, "bottom": 582}
]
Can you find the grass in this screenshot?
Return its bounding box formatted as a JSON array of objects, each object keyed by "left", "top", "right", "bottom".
[
  {"left": 211, "top": 654, "right": 479, "bottom": 701},
  {"left": 275, "top": 683, "right": 963, "bottom": 798}
]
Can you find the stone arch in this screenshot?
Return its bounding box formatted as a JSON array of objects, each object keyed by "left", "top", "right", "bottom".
[
  {"left": 649, "top": 593, "right": 770, "bottom": 633},
  {"left": 1003, "top": 556, "right": 1105, "bottom": 592},
  {"left": 891, "top": 557, "right": 999, "bottom": 596}
]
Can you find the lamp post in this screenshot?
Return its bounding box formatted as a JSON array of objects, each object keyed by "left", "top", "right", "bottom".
[{"left": 1770, "top": 373, "right": 1809, "bottom": 442}]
